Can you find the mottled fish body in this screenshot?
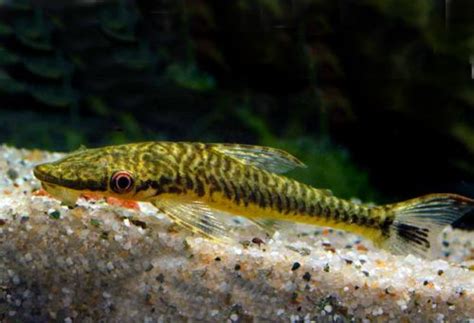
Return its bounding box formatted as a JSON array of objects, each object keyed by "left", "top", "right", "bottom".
[{"left": 34, "top": 142, "right": 474, "bottom": 258}]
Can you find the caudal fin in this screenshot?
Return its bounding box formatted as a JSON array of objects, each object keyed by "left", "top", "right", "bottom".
[{"left": 384, "top": 194, "right": 474, "bottom": 258}]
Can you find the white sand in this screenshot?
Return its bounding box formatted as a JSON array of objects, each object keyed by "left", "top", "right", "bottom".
[{"left": 0, "top": 145, "right": 473, "bottom": 322}]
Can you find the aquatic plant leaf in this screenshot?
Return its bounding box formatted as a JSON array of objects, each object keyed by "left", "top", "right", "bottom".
[
  {"left": 0, "top": 70, "right": 26, "bottom": 93},
  {"left": 23, "top": 56, "right": 72, "bottom": 79},
  {"left": 166, "top": 63, "right": 215, "bottom": 91},
  {"left": 99, "top": 1, "right": 138, "bottom": 42},
  {"left": 3, "top": 0, "right": 31, "bottom": 10},
  {"left": 29, "top": 85, "right": 78, "bottom": 107},
  {"left": 0, "top": 46, "right": 20, "bottom": 65},
  {"left": 0, "top": 23, "right": 13, "bottom": 36},
  {"left": 113, "top": 43, "right": 156, "bottom": 70},
  {"left": 13, "top": 11, "right": 53, "bottom": 51}
]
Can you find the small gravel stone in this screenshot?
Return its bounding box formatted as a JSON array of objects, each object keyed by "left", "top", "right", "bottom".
[
  {"left": 48, "top": 209, "right": 61, "bottom": 219},
  {"left": 291, "top": 262, "right": 301, "bottom": 271},
  {"left": 7, "top": 168, "right": 18, "bottom": 180},
  {"left": 302, "top": 272, "right": 311, "bottom": 281}
]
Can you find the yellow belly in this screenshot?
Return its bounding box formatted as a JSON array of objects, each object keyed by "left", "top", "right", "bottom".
[{"left": 200, "top": 191, "right": 386, "bottom": 246}]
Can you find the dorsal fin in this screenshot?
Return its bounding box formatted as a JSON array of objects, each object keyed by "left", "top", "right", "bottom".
[
  {"left": 78, "top": 144, "right": 88, "bottom": 151},
  {"left": 69, "top": 144, "right": 88, "bottom": 154},
  {"left": 210, "top": 143, "right": 306, "bottom": 174}
]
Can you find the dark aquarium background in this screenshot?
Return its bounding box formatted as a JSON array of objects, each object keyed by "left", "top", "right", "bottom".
[{"left": 0, "top": 0, "right": 473, "bottom": 225}]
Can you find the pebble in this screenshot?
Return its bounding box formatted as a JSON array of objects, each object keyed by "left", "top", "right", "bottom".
[
  {"left": 66, "top": 257, "right": 74, "bottom": 266},
  {"left": 291, "top": 262, "right": 301, "bottom": 271},
  {"left": 106, "top": 261, "right": 114, "bottom": 271},
  {"left": 123, "top": 218, "right": 130, "bottom": 227},
  {"left": 12, "top": 275, "right": 20, "bottom": 285}
]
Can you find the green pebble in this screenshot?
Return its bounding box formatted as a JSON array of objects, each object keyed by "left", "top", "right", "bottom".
[
  {"left": 90, "top": 219, "right": 101, "bottom": 227},
  {"left": 49, "top": 210, "right": 60, "bottom": 219},
  {"left": 7, "top": 168, "right": 18, "bottom": 180}
]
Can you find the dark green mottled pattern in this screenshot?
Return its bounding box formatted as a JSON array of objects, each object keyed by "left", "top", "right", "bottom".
[{"left": 34, "top": 141, "right": 391, "bottom": 230}]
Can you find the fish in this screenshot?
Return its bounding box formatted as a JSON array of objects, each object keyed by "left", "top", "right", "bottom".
[{"left": 33, "top": 141, "right": 474, "bottom": 258}]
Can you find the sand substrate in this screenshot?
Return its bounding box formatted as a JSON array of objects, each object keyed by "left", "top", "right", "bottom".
[{"left": 0, "top": 145, "right": 473, "bottom": 322}]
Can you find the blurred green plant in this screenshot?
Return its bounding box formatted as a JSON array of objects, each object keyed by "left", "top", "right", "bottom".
[
  {"left": 100, "top": 0, "right": 138, "bottom": 42},
  {"left": 236, "top": 109, "right": 379, "bottom": 202},
  {"left": 0, "top": 69, "right": 26, "bottom": 93},
  {"left": 106, "top": 113, "right": 146, "bottom": 145},
  {"left": 0, "top": 46, "right": 19, "bottom": 65},
  {"left": 22, "top": 54, "right": 73, "bottom": 79},
  {"left": 166, "top": 63, "right": 216, "bottom": 92},
  {"left": 13, "top": 8, "right": 52, "bottom": 50}
]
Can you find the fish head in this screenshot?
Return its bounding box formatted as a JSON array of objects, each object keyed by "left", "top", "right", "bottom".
[{"left": 33, "top": 144, "right": 155, "bottom": 205}]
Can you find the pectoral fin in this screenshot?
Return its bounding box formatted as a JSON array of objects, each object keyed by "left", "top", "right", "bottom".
[
  {"left": 152, "top": 198, "right": 238, "bottom": 243},
  {"left": 210, "top": 143, "right": 306, "bottom": 174},
  {"left": 41, "top": 183, "right": 80, "bottom": 207}
]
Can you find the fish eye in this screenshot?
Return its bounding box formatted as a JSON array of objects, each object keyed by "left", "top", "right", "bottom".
[{"left": 111, "top": 171, "right": 134, "bottom": 193}]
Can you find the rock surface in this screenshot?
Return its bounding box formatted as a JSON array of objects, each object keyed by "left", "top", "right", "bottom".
[{"left": 0, "top": 145, "right": 473, "bottom": 322}]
